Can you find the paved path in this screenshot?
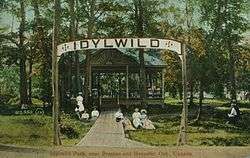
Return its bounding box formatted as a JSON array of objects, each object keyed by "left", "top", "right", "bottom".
[{"left": 77, "top": 111, "right": 150, "bottom": 148}]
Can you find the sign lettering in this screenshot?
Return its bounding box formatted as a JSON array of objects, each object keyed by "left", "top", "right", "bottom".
[{"left": 57, "top": 38, "right": 182, "bottom": 56}]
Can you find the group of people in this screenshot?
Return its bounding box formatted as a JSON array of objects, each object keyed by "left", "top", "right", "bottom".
[
  {"left": 132, "top": 108, "right": 155, "bottom": 129},
  {"left": 114, "top": 107, "right": 155, "bottom": 130},
  {"left": 74, "top": 92, "right": 100, "bottom": 121},
  {"left": 74, "top": 91, "right": 240, "bottom": 126}
]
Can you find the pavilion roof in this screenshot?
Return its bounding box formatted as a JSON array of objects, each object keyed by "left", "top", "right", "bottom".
[
  {"left": 119, "top": 49, "right": 166, "bottom": 66},
  {"left": 78, "top": 49, "right": 166, "bottom": 66}
]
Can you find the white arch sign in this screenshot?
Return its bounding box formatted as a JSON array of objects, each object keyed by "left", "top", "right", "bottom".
[{"left": 57, "top": 38, "right": 182, "bottom": 56}]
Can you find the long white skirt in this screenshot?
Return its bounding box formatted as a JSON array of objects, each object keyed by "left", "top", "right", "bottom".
[
  {"left": 78, "top": 103, "right": 84, "bottom": 112},
  {"left": 133, "top": 118, "right": 142, "bottom": 128}
]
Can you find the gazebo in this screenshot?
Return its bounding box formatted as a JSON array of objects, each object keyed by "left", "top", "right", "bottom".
[{"left": 60, "top": 48, "right": 166, "bottom": 109}]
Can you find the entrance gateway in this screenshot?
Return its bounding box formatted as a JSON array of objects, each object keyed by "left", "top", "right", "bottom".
[
  {"left": 56, "top": 38, "right": 185, "bottom": 109},
  {"left": 53, "top": 37, "right": 188, "bottom": 145}
]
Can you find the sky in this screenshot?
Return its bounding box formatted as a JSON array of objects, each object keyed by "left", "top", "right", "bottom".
[{"left": 0, "top": 1, "right": 249, "bottom": 41}]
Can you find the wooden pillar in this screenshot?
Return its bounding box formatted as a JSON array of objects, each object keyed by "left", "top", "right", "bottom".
[
  {"left": 97, "top": 73, "right": 101, "bottom": 109},
  {"left": 139, "top": 49, "right": 147, "bottom": 105},
  {"left": 151, "top": 73, "right": 154, "bottom": 97},
  {"left": 89, "top": 65, "right": 92, "bottom": 96},
  {"left": 177, "top": 43, "right": 188, "bottom": 146},
  {"left": 126, "top": 65, "right": 129, "bottom": 99},
  {"left": 161, "top": 69, "right": 165, "bottom": 99},
  {"left": 52, "top": 0, "right": 61, "bottom": 146},
  {"left": 68, "top": 54, "right": 72, "bottom": 94},
  {"left": 118, "top": 73, "right": 121, "bottom": 105},
  {"left": 88, "top": 65, "right": 92, "bottom": 108}
]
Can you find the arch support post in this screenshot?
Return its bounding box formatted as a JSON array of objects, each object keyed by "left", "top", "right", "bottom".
[
  {"left": 177, "top": 43, "right": 188, "bottom": 146},
  {"left": 52, "top": 0, "right": 61, "bottom": 146}
]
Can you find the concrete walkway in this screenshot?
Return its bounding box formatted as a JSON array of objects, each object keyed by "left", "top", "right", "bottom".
[{"left": 77, "top": 111, "right": 150, "bottom": 148}]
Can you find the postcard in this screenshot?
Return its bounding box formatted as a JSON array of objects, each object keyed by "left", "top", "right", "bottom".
[{"left": 0, "top": 0, "right": 249, "bottom": 157}]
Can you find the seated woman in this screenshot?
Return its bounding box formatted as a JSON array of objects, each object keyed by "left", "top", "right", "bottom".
[
  {"left": 140, "top": 109, "right": 147, "bottom": 125},
  {"left": 123, "top": 117, "right": 136, "bottom": 131},
  {"left": 132, "top": 108, "right": 142, "bottom": 129},
  {"left": 227, "top": 100, "right": 240, "bottom": 124},
  {"left": 81, "top": 111, "right": 90, "bottom": 121},
  {"left": 114, "top": 108, "right": 124, "bottom": 122},
  {"left": 140, "top": 109, "right": 155, "bottom": 130},
  {"left": 142, "top": 118, "right": 155, "bottom": 130},
  {"left": 91, "top": 107, "right": 100, "bottom": 120}
]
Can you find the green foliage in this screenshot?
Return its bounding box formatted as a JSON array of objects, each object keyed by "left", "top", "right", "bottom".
[
  {"left": 199, "top": 0, "right": 248, "bottom": 98},
  {"left": 60, "top": 112, "right": 93, "bottom": 145},
  {"left": 0, "top": 115, "right": 53, "bottom": 146},
  {"left": 0, "top": 0, "right": 248, "bottom": 104},
  {"left": 0, "top": 114, "right": 93, "bottom": 146},
  {"left": 0, "top": 66, "right": 19, "bottom": 102}
]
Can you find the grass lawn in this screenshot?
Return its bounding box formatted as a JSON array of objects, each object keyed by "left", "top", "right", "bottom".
[
  {"left": 0, "top": 114, "right": 93, "bottom": 147},
  {"left": 127, "top": 98, "right": 250, "bottom": 146}
]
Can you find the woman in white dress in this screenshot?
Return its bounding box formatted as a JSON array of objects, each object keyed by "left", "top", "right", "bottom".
[
  {"left": 76, "top": 92, "right": 84, "bottom": 114},
  {"left": 140, "top": 109, "right": 147, "bottom": 125},
  {"left": 115, "top": 108, "right": 124, "bottom": 122},
  {"left": 81, "top": 111, "right": 90, "bottom": 121},
  {"left": 91, "top": 107, "right": 100, "bottom": 120},
  {"left": 132, "top": 108, "right": 142, "bottom": 128},
  {"left": 140, "top": 109, "right": 155, "bottom": 130}
]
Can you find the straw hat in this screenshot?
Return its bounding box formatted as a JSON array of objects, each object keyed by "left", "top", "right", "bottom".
[{"left": 141, "top": 109, "right": 147, "bottom": 113}]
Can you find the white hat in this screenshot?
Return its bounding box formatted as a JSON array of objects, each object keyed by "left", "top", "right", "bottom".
[{"left": 141, "top": 109, "right": 147, "bottom": 113}]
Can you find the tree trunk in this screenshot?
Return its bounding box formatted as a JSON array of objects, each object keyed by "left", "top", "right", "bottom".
[
  {"left": 75, "top": 0, "right": 80, "bottom": 93},
  {"left": 84, "top": 0, "right": 95, "bottom": 107},
  {"left": 195, "top": 81, "right": 203, "bottom": 121},
  {"left": 74, "top": 58, "right": 80, "bottom": 95},
  {"left": 19, "top": 58, "right": 28, "bottom": 105},
  {"left": 32, "top": 0, "right": 51, "bottom": 104},
  {"left": 52, "top": 0, "right": 61, "bottom": 146},
  {"left": 177, "top": 44, "right": 188, "bottom": 146},
  {"left": 178, "top": 84, "right": 183, "bottom": 101},
  {"left": 69, "top": 0, "right": 75, "bottom": 41},
  {"left": 75, "top": 0, "right": 79, "bottom": 35},
  {"left": 177, "top": 0, "right": 193, "bottom": 145},
  {"left": 134, "top": 0, "right": 146, "bottom": 106},
  {"left": 185, "top": 0, "right": 194, "bottom": 107},
  {"left": 229, "top": 43, "right": 237, "bottom": 101},
  {"left": 68, "top": 0, "right": 80, "bottom": 94},
  {"left": 19, "top": 0, "right": 28, "bottom": 106},
  {"left": 65, "top": 0, "right": 73, "bottom": 96},
  {"left": 189, "top": 80, "right": 194, "bottom": 106},
  {"left": 84, "top": 51, "right": 91, "bottom": 107},
  {"left": 28, "top": 59, "right": 32, "bottom": 105}
]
